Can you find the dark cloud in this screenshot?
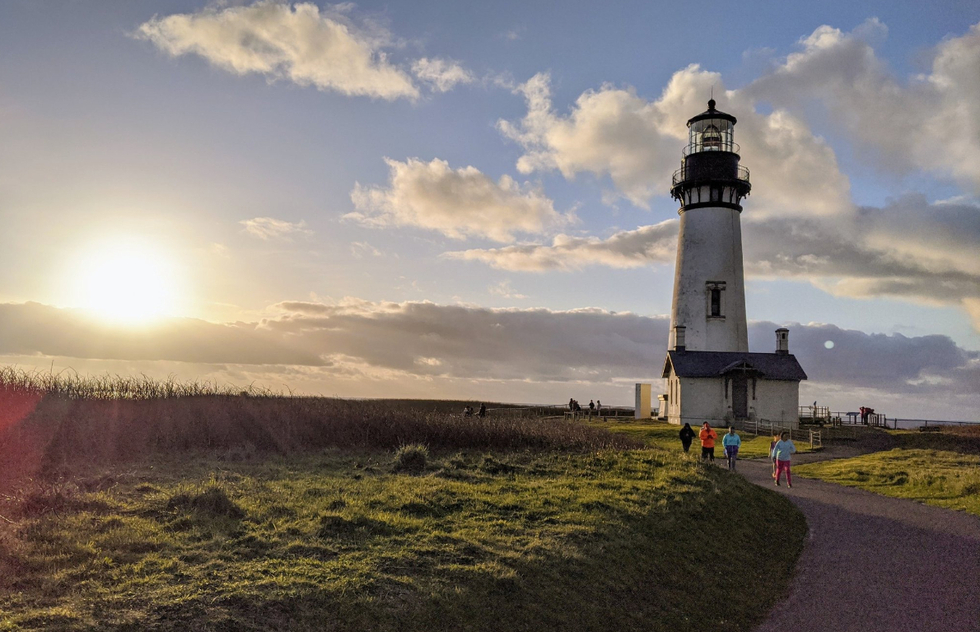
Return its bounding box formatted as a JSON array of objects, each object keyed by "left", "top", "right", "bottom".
[
  {"left": 1, "top": 300, "right": 977, "bottom": 417},
  {"left": 0, "top": 302, "right": 323, "bottom": 366}
]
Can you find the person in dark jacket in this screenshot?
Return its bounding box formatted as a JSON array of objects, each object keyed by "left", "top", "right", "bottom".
[{"left": 679, "top": 423, "right": 696, "bottom": 453}]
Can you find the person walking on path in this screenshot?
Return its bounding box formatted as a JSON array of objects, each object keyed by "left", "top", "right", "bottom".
[
  {"left": 679, "top": 422, "right": 696, "bottom": 453},
  {"left": 699, "top": 422, "right": 717, "bottom": 462},
  {"left": 723, "top": 426, "right": 741, "bottom": 471},
  {"left": 770, "top": 432, "right": 781, "bottom": 479},
  {"left": 771, "top": 431, "right": 797, "bottom": 487}
]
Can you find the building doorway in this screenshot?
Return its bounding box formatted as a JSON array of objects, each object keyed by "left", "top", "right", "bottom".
[{"left": 732, "top": 374, "right": 748, "bottom": 418}]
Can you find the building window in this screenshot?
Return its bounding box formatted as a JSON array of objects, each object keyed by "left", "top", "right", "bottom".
[
  {"left": 752, "top": 378, "right": 757, "bottom": 400},
  {"left": 710, "top": 289, "right": 721, "bottom": 316}
]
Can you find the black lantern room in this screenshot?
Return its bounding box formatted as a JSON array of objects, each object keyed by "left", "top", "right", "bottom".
[{"left": 670, "top": 99, "right": 751, "bottom": 211}]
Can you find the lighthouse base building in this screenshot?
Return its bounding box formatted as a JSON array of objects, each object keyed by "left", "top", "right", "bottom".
[{"left": 661, "top": 330, "right": 806, "bottom": 427}]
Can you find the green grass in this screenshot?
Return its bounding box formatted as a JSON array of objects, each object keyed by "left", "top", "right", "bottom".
[
  {"left": 795, "top": 448, "right": 980, "bottom": 517},
  {"left": 0, "top": 449, "right": 806, "bottom": 632},
  {"left": 594, "top": 421, "right": 814, "bottom": 458}
]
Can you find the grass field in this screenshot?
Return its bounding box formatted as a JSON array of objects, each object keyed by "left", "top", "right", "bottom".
[
  {"left": 0, "top": 369, "right": 809, "bottom": 631},
  {"left": 0, "top": 448, "right": 806, "bottom": 632},
  {"left": 594, "top": 421, "right": 815, "bottom": 459},
  {"left": 795, "top": 448, "right": 980, "bottom": 517}
]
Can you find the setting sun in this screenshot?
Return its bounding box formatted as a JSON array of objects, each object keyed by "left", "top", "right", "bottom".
[{"left": 71, "top": 241, "right": 180, "bottom": 324}]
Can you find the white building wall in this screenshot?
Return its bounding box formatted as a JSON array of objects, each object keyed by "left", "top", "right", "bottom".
[
  {"left": 669, "top": 206, "right": 748, "bottom": 353},
  {"left": 673, "top": 376, "right": 726, "bottom": 425},
  {"left": 665, "top": 373, "right": 801, "bottom": 428},
  {"left": 752, "top": 380, "right": 801, "bottom": 427}
]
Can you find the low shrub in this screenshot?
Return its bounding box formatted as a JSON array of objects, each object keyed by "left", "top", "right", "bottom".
[
  {"left": 393, "top": 444, "right": 429, "bottom": 474},
  {"left": 167, "top": 485, "right": 245, "bottom": 520}
]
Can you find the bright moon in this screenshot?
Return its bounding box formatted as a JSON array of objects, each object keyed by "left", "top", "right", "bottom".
[{"left": 73, "top": 242, "right": 179, "bottom": 324}]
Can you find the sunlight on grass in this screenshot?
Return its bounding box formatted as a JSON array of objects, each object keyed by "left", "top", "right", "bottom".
[
  {"left": 796, "top": 448, "right": 980, "bottom": 517},
  {"left": 0, "top": 450, "right": 806, "bottom": 632},
  {"left": 594, "top": 420, "right": 815, "bottom": 458}
]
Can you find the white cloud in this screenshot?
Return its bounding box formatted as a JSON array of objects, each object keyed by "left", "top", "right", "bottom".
[
  {"left": 488, "top": 280, "right": 528, "bottom": 299},
  {"left": 347, "top": 157, "right": 570, "bottom": 242},
  {"left": 498, "top": 69, "right": 852, "bottom": 216},
  {"left": 137, "top": 1, "right": 419, "bottom": 100},
  {"left": 240, "top": 216, "right": 312, "bottom": 240},
  {"left": 412, "top": 57, "right": 473, "bottom": 92},
  {"left": 446, "top": 220, "right": 678, "bottom": 271},
  {"left": 350, "top": 241, "right": 383, "bottom": 258},
  {"left": 745, "top": 19, "right": 980, "bottom": 191}
]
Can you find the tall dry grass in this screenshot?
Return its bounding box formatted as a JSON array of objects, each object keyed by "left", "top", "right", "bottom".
[{"left": 0, "top": 367, "right": 639, "bottom": 480}]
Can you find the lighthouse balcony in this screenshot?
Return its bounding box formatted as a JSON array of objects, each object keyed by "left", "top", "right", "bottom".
[{"left": 671, "top": 164, "right": 750, "bottom": 188}]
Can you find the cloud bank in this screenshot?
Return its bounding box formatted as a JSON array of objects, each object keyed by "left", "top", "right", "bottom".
[{"left": 1, "top": 300, "right": 977, "bottom": 418}]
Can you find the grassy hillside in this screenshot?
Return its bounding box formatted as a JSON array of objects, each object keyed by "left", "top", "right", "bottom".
[
  {"left": 0, "top": 368, "right": 808, "bottom": 631},
  {"left": 796, "top": 448, "right": 980, "bottom": 517},
  {"left": 0, "top": 449, "right": 805, "bottom": 632}
]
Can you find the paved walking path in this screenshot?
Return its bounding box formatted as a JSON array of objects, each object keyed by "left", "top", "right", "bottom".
[{"left": 739, "top": 455, "right": 980, "bottom": 632}]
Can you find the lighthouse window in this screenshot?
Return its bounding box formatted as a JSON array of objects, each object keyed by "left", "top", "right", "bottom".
[
  {"left": 706, "top": 282, "right": 726, "bottom": 318},
  {"left": 702, "top": 124, "right": 722, "bottom": 150}
]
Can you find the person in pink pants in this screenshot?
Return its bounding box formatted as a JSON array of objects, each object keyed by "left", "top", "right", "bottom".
[{"left": 770, "top": 431, "right": 797, "bottom": 487}]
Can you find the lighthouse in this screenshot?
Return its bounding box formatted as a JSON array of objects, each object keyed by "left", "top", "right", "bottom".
[
  {"left": 668, "top": 99, "right": 751, "bottom": 353},
  {"left": 661, "top": 100, "right": 806, "bottom": 426}
]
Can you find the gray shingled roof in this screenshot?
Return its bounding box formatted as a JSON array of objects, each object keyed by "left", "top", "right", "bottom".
[{"left": 661, "top": 350, "right": 807, "bottom": 381}]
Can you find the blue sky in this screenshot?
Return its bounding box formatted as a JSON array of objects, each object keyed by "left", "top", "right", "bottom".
[{"left": 1, "top": 1, "right": 979, "bottom": 419}]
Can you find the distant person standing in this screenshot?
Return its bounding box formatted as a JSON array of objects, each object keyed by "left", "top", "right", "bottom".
[
  {"left": 588, "top": 400, "right": 595, "bottom": 417},
  {"left": 569, "top": 398, "right": 576, "bottom": 411},
  {"left": 478, "top": 403, "right": 487, "bottom": 418},
  {"left": 722, "top": 426, "right": 741, "bottom": 471},
  {"left": 699, "top": 422, "right": 717, "bottom": 462},
  {"left": 771, "top": 431, "right": 797, "bottom": 487},
  {"left": 596, "top": 399, "right": 602, "bottom": 416},
  {"left": 679, "top": 423, "right": 696, "bottom": 453}
]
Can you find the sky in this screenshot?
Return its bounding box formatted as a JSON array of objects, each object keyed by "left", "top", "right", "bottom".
[{"left": 1, "top": 0, "right": 979, "bottom": 420}]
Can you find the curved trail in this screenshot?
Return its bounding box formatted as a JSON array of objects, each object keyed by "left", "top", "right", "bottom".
[{"left": 738, "top": 456, "right": 980, "bottom": 632}]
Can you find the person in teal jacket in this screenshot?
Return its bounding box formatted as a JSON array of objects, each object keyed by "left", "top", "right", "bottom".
[
  {"left": 771, "top": 431, "right": 797, "bottom": 487},
  {"left": 722, "top": 426, "right": 741, "bottom": 471}
]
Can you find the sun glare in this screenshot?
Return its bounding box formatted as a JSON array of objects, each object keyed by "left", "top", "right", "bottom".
[{"left": 72, "top": 241, "right": 180, "bottom": 324}]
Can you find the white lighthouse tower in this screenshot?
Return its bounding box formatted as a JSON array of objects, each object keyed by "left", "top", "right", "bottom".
[
  {"left": 668, "top": 99, "right": 751, "bottom": 353},
  {"left": 661, "top": 100, "right": 806, "bottom": 426}
]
